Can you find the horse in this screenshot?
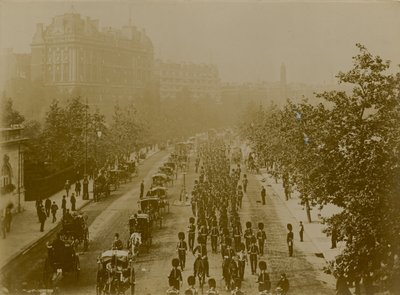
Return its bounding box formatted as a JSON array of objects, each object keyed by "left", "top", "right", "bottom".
[
  {"left": 128, "top": 232, "right": 142, "bottom": 258},
  {"left": 193, "top": 255, "right": 206, "bottom": 290}
]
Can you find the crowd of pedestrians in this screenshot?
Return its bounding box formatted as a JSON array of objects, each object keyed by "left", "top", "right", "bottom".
[{"left": 167, "top": 138, "right": 290, "bottom": 294}]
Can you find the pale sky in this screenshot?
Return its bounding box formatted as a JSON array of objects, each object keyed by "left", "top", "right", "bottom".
[{"left": 1, "top": 0, "right": 399, "bottom": 84}]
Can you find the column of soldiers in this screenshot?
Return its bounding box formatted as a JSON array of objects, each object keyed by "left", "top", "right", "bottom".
[{"left": 168, "top": 138, "right": 289, "bottom": 294}]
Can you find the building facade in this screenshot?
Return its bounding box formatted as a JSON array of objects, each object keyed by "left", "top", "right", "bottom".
[
  {"left": 0, "top": 126, "right": 26, "bottom": 214},
  {"left": 30, "top": 11, "right": 154, "bottom": 108},
  {"left": 155, "top": 59, "right": 221, "bottom": 101}
]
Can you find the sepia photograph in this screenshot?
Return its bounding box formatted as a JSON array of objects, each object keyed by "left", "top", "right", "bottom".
[{"left": 0, "top": 0, "right": 399, "bottom": 294}]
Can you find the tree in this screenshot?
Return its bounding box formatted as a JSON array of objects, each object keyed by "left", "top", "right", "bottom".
[
  {"left": 240, "top": 44, "right": 400, "bottom": 292},
  {"left": 1, "top": 97, "right": 25, "bottom": 127}
]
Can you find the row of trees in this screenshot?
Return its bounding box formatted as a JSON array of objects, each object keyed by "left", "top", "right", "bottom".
[
  {"left": 2, "top": 84, "right": 225, "bottom": 179},
  {"left": 239, "top": 44, "right": 400, "bottom": 293}
]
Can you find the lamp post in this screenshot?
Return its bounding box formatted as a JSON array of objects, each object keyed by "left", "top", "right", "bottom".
[{"left": 95, "top": 130, "right": 102, "bottom": 172}]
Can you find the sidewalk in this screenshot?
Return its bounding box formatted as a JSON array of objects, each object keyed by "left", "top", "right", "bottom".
[
  {"left": 256, "top": 168, "right": 344, "bottom": 263},
  {"left": 0, "top": 180, "right": 94, "bottom": 269},
  {"left": 0, "top": 146, "right": 160, "bottom": 270}
]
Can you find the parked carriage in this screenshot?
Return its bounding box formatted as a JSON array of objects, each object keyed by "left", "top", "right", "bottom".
[
  {"left": 94, "top": 174, "right": 111, "bottom": 201},
  {"left": 138, "top": 197, "right": 163, "bottom": 228},
  {"left": 96, "top": 250, "right": 135, "bottom": 295},
  {"left": 59, "top": 213, "right": 89, "bottom": 251},
  {"left": 147, "top": 186, "right": 170, "bottom": 213},
  {"left": 128, "top": 213, "right": 152, "bottom": 253},
  {"left": 151, "top": 173, "right": 168, "bottom": 187},
  {"left": 159, "top": 166, "right": 174, "bottom": 179},
  {"left": 109, "top": 170, "right": 122, "bottom": 190},
  {"left": 164, "top": 161, "right": 177, "bottom": 172},
  {"left": 44, "top": 239, "right": 80, "bottom": 288}
]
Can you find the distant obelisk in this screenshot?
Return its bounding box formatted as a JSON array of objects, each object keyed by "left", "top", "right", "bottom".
[{"left": 280, "top": 63, "right": 287, "bottom": 102}]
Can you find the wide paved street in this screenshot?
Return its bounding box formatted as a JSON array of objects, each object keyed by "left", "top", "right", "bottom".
[{"left": 2, "top": 148, "right": 335, "bottom": 294}]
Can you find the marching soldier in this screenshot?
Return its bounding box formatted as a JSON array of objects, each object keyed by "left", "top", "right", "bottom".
[
  {"left": 237, "top": 243, "right": 248, "bottom": 281},
  {"left": 168, "top": 258, "right": 183, "bottom": 291},
  {"left": 188, "top": 217, "right": 196, "bottom": 251},
  {"left": 199, "top": 224, "right": 209, "bottom": 245},
  {"left": 193, "top": 236, "right": 209, "bottom": 277},
  {"left": 177, "top": 232, "right": 188, "bottom": 271},
  {"left": 185, "top": 275, "right": 198, "bottom": 295},
  {"left": 248, "top": 236, "right": 259, "bottom": 275},
  {"left": 243, "top": 221, "right": 254, "bottom": 252},
  {"left": 257, "top": 222, "right": 267, "bottom": 256},
  {"left": 206, "top": 278, "right": 219, "bottom": 295},
  {"left": 233, "top": 221, "right": 242, "bottom": 252},
  {"left": 210, "top": 220, "right": 219, "bottom": 253},
  {"left": 256, "top": 261, "right": 271, "bottom": 294}
]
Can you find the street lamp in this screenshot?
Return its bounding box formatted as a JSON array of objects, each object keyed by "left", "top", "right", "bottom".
[{"left": 95, "top": 130, "right": 102, "bottom": 171}]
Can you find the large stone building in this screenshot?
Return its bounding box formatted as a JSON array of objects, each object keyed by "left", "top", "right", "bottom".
[
  {"left": 155, "top": 59, "right": 221, "bottom": 101},
  {"left": 30, "top": 11, "right": 154, "bottom": 108},
  {"left": 0, "top": 126, "right": 26, "bottom": 214}
]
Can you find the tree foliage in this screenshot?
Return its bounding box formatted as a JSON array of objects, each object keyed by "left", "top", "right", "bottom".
[{"left": 240, "top": 44, "right": 400, "bottom": 291}]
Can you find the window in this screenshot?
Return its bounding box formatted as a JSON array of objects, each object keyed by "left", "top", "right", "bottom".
[{"left": 1, "top": 155, "right": 13, "bottom": 188}]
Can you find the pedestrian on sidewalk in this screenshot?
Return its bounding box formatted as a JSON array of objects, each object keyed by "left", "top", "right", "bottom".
[
  {"left": 36, "top": 199, "right": 43, "bottom": 222},
  {"left": 4, "top": 207, "right": 12, "bottom": 233},
  {"left": 39, "top": 206, "right": 47, "bottom": 232},
  {"left": 61, "top": 195, "right": 67, "bottom": 216},
  {"left": 242, "top": 174, "right": 248, "bottom": 193},
  {"left": 299, "top": 221, "right": 304, "bottom": 242},
  {"left": 70, "top": 193, "right": 76, "bottom": 211},
  {"left": 64, "top": 180, "right": 71, "bottom": 197},
  {"left": 331, "top": 227, "right": 337, "bottom": 249},
  {"left": 75, "top": 180, "right": 81, "bottom": 197},
  {"left": 140, "top": 180, "right": 144, "bottom": 199},
  {"left": 261, "top": 186, "right": 266, "bottom": 205},
  {"left": 45, "top": 198, "right": 51, "bottom": 217},
  {"left": 51, "top": 201, "right": 58, "bottom": 223},
  {"left": 83, "top": 176, "right": 89, "bottom": 200},
  {"left": 287, "top": 224, "right": 294, "bottom": 257}
]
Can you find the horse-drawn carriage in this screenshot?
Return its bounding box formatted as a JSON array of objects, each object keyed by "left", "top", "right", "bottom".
[
  {"left": 147, "top": 186, "right": 170, "bottom": 213},
  {"left": 151, "top": 173, "right": 169, "bottom": 187},
  {"left": 109, "top": 170, "right": 122, "bottom": 190},
  {"left": 128, "top": 214, "right": 152, "bottom": 254},
  {"left": 44, "top": 238, "right": 80, "bottom": 288},
  {"left": 94, "top": 174, "right": 111, "bottom": 201},
  {"left": 60, "top": 213, "right": 89, "bottom": 251},
  {"left": 231, "top": 147, "right": 243, "bottom": 164},
  {"left": 164, "top": 161, "right": 177, "bottom": 172},
  {"left": 159, "top": 166, "right": 174, "bottom": 179},
  {"left": 96, "top": 250, "right": 135, "bottom": 295},
  {"left": 138, "top": 197, "right": 163, "bottom": 228}
]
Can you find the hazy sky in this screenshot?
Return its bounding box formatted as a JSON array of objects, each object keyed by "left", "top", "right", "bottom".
[{"left": 1, "top": 0, "right": 399, "bottom": 84}]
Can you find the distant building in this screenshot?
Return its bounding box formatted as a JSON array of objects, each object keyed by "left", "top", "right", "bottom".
[
  {"left": 0, "top": 126, "right": 26, "bottom": 214},
  {"left": 30, "top": 11, "right": 154, "bottom": 108},
  {"left": 0, "top": 48, "right": 31, "bottom": 92},
  {"left": 155, "top": 59, "right": 221, "bottom": 101}
]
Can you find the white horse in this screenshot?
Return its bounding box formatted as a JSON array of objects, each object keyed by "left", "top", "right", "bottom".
[{"left": 129, "top": 232, "right": 142, "bottom": 257}]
